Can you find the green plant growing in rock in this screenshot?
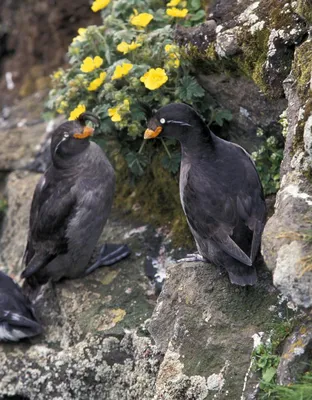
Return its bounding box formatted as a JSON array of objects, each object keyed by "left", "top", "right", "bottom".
[
  {"left": 47, "top": 0, "right": 229, "bottom": 177},
  {"left": 261, "top": 372, "right": 312, "bottom": 400},
  {"left": 251, "top": 128, "right": 284, "bottom": 195},
  {"left": 252, "top": 319, "right": 295, "bottom": 397}
]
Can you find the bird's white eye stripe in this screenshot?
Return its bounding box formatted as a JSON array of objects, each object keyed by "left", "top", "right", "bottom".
[
  {"left": 64, "top": 133, "right": 69, "bottom": 138},
  {"left": 160, "top": 118, "right": 166, "bottom": 124}
]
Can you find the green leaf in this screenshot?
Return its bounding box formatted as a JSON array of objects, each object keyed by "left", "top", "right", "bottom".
[
  {"left": 262, "top": 367, "right": 277, "bottom": 383},
  {"left": 161, "top": 151, "right": 181, "bottom": 174},
  {"left": 125, "top": 152, "right": 149, "bottom": 176},
  {"left": 178, "top": 76, "right": 205, "bottom": 103},
  {"left": 190, "top": 9, "right": 206, "bottom": 21},
  {"left": 213, "top": 109, "right": 233, "bottom": 127},
  {"left": 189, "top": 0, "right": 201, "bottom": 10}
]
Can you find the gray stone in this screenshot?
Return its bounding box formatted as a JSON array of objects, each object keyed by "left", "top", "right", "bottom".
[
  {"left": 149, "top": 262, "right": 278, "bottom": 400},
  {"left": 277, "top": 322, "right": 312, "bottom": 385},
  {"left": 198, "top": 73, "right": 286, "bottom": 153},
  {"left": 215, "top": 27, "right": 240, "bottom": 58},
  {"left": 262, "top": 47, "right": 312, "bottom": 308},
  {"left": 0, "top": 171, "right": 41, "bottom": 280}
]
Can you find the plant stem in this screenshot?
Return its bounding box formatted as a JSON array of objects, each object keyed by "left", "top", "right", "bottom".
[
  {"left": 161, "top": 138, "right": 171, "bottom": 159},
  {"left": 138, "top": 140, "right": 146, "bottom": 154}
]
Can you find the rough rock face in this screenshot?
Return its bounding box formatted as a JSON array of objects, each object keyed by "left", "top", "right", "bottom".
[
  {"left": 262, "top": 43, "right": 312, "bottom": 308},
  {"left": 0, "top": 0, "right": 101, "bottom": 105},
  {"left": 149, "top": 262, "right": 277, "bottom": 400}
]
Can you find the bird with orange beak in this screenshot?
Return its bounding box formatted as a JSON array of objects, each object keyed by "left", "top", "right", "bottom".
[
  {"left": 144, "top": 103, "right": 266, "bottom": 286},
  {"left": 22, "top": 112, "right": 130, "bottom": 286}
]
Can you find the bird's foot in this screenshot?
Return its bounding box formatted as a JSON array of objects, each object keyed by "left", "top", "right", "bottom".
[
  {"left": 177, "top": 253, "right": 206, "bottom": 263},
  {"left": 84, "top": 243, "right": 131, "bottom": 276}
]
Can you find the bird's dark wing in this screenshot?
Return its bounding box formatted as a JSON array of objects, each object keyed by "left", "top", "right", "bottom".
[
  {"left": 23, "top": 169, "right": 77, "bottom": 277},
  {"left": 233, "top": 145, "right": 266, "bottom": 262},
  {"left": 182, "top": 148, "right": 265, "bottom": 265},
  {"left": 66, "top": 176, "right": 114, "bottom": 257}
]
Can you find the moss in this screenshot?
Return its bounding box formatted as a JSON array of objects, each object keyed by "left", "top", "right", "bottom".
[
  {"left": 292, "top": 41, "right": 312, "bottom": 101},
  {"left": 180, "top": 42, "right": 239, "bottom": 77},
  {"left": 296, "top": 0, "right": 312, "bottom": 24},
  {"left": 235, "top": 28, "right": 271, "bottom": 95},
  {"left": 292, "top": 98, "right": 312, "bottom": 154},
  {"left": 113, "top": 150, "right": 194, "bottom": 248},
  {"left": 258, "top": 0, "right": 295, "bottom": 30}
]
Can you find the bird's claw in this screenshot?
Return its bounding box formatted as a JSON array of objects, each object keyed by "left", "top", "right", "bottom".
[{"left": 177, "top": 253, "right": 206, "bottom": 263}]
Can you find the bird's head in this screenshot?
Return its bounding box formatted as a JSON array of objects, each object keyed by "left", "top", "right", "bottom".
[
  {"left": 51, "top": 112, "right": 100, "bottom": 164},
  {"left": 144, "top": 103, "right": 205, "bottom": 142}
]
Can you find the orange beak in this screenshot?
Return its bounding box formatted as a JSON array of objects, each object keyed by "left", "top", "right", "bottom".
[
  {"left": 144, "top": 126, "right": 162, "bottom": 139},
  {"left": 73, "top": 126, "right": 94, "bottom": 139}
]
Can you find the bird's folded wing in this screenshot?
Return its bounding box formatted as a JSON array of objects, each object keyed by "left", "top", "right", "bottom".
[
  {"left": 214, "top": 236, "right": 252, "bottom": 266},
  {"left": 0, "top": 310, "right": 42, "bottom": 331}
]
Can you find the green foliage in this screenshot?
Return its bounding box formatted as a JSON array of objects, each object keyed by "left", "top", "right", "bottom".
[
  {"left": 262, "top": 374, "right": 312, "bottom": 400},
  {"left": 252, "top": 319, "right": 295, "bottom": 398},
  {"left": 251, "top": 128, "right": 284, "bottom": 195},
  {"left": 47, "top": 0, "right": 231, "bottom": 177},
  {"left": 0, "top": 199, "right": 7, "bottom": 214}
]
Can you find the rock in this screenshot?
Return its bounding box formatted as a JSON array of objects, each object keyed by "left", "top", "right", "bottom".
[
  {"left": 149, "top": 262, "right": 278, "bottom": 400},
  {"left": 198, "top": 73, "right": 286, "bottom": 152},
  {"left": 262, "top": 40, "right": 312, "bottom": 308},
  {"left": 215, "top": 27, "right": 240, "bottom": 58},
  {"left": 277, "top": 322, "right": 312, "bottom": 385},
  {"left": 174, "top": 20, "right": 217, "bottom": 52},
  {"left": 0, "top": 171, "right": 41, "bottom": 279},
  {"left": 0, "top": 0, "right": 101, "bottom": 106}
]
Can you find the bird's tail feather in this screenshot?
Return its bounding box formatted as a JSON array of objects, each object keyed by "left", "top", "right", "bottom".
[{"left": 227, "top": 266, "right": 257, "bottom": 286}]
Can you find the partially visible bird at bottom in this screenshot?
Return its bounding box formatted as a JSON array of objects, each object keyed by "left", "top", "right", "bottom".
[
  {"left": 144, "top": 103, "right": 266, "bottom": 286},
  {"left": 0, "top": 271, "right": 43, "bottom": 341},
  {"left": 21, "top": 112, "right": 130, "bottom": 287}
]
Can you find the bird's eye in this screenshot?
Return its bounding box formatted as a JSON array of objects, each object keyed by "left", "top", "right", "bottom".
[
  {"left": 64, "top": 133, "right": 69, "bottom": 138},
  {"left": 160, "top": 118, "right": 166, "bottom": 124}
]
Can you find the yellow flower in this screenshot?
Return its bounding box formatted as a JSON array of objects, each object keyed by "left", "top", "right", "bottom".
[
  {"left": 91, "top": 0, "right": 111, "bottom": 12},
  {"left": 108, "top": 99, "right": 130, "bottom": 122},
  {"left": 130, "top": 10, "right": 153, "bottom": 28},
  {"left": 112, "top": 63, "right": 133, "bottom": 80},
  {"left": 56, "top": 101, "right": 68, "bottom": 114},
  {"left": 117, "top": 41, "right": 142, "bottom": 54},
  {"left": 68, "top": 104, "right": 86, "bottom": 120},
  {"left": 166, "top": 7, "right": 188, "bottom": 18},
  {"left": 164, "top": 44, "right": 180, "bottom": 68},
  {"left": 80, "top": 56, "right": 104, "bottom": 73},
  {"left": 123, "top": 99, "right": 130, "bottom": 110},
  {"left": 167, "top": 0, "right": 181, "bottom": 6},
  {"left": 108, "top": 107, "right": 121, "bottom": 122},
  {"left": 73, "top": 28, "right": 87, "bottom": 42},
  {"left": 87, "top": 72, "right": 107, "bottom": 91},
  {"left": 53, "top": 70, "right": 63, "bottom": 80},
  {"left": 167, "top": 58, "right": 180, "bottom": 68},
  {"left": 140, "top": 68, "right": 168, "bottom": 90}
]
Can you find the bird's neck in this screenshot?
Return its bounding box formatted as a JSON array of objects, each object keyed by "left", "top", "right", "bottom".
[
  {"left": 180, "top": 126, "right": 214, "bottom": 159},
  {"left": 52, "top": 146, "right": 90, "bottom": 172}
]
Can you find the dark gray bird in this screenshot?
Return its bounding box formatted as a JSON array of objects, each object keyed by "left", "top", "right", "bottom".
[
  {"left": 0, "top": 271, "right": 43, "bottom": 341},
  {"left": 22, "top": 112, "right": 130, "bottom": 286},
  {"left": 144, "top": 103, "right": 266, "bottom": 286}
]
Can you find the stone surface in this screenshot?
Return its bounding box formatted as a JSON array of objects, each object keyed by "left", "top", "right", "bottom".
[
  {"left": 149, "top": 262, "right": 278, "bottom": 400},
  {"left": 277, "top": 321, "right": 312, "bottom": 385},
  {"left": 262, "top": 40, "right": 312, "bottom": 307},
  {"left": 198, "top": 73, "right": 286, "bottom": 153},
  {"left": 0, "top": 0, "right": 101, "bottom": 106}
]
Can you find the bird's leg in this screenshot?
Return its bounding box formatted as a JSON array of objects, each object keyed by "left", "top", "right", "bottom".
[
  {"left": 84, "top": 243, "right": 131, "bottom": 276},
  {"left": 177, "top": 253, "right": 206, "bottom": 263}
]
